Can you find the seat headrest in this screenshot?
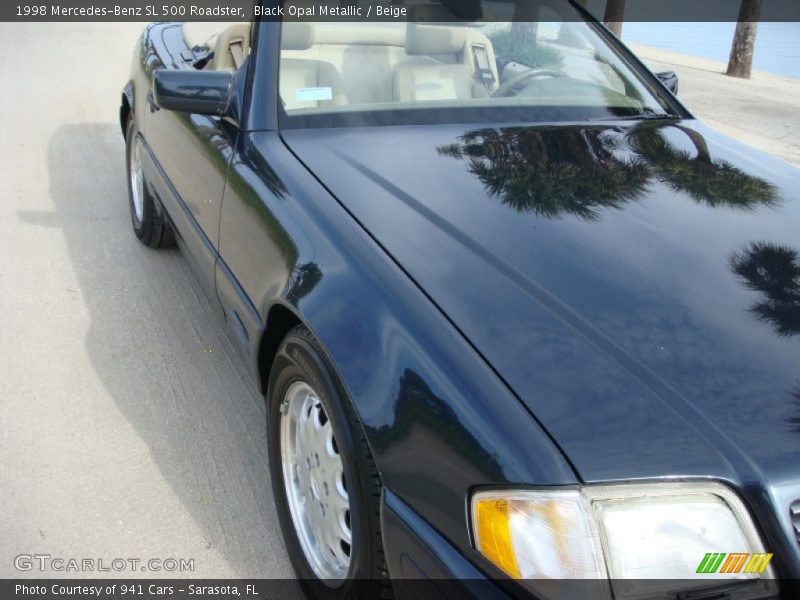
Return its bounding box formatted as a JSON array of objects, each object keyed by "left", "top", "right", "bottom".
[
  {"left": 313, "top": 23, "right": 406, "bottom": 47},
  {"left": 282, "top": 22, "right": 315, "bottom": 50},
  {"left": 405, "top": 23, "right": 467, "bottom": 56}
]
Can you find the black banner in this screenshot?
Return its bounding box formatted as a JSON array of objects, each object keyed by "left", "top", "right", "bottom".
[
  {"left": 2, "top": 578, "right": 796, "bottom": 600},
  {"left": 2, "top": 1, "right": 800, "bottom": 23},
  {"left": 3, "top": 581, "right": 303, "bottom": 600}
]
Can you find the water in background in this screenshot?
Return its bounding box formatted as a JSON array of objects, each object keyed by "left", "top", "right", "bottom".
[{"left": 621, "top": 22, "right": 800, "bottom": 80}]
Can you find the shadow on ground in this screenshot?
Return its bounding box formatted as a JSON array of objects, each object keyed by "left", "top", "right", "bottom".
[{"left": 30, "top": 122, "right": 298, "bottom": 589}]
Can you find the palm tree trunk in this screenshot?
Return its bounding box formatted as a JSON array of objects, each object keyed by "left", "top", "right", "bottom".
[
  {"left": 603, "top": 0, "right": 626, "bottom": 37},
  {"left": 675, "top": 125, "right": 712, "bottom": 164},
  {"left": 726, "top": 0, "right": 763, "bottom": 79}
]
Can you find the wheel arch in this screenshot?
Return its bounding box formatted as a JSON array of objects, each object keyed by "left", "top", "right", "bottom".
[
  {"left": 120, "top": 85, "right": 133, "bottom": 138},
  {"left": 249, "top": 262, "right": 577, "bottom": 560},
  {"left": 256, "top": 302, "right": 303, "bottom": 396}
]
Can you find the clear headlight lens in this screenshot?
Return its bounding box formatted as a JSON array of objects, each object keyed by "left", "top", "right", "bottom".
[{"left": 471, "top": 483, "right": 776, "bottom": 599}]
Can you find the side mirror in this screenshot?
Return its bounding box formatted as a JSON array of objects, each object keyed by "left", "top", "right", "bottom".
[
  {"left": 656, "top": 71, "right": 679, "bottom": 95},
  {"left": 153, "top": 69, "right": 233, "bottom": 116}
]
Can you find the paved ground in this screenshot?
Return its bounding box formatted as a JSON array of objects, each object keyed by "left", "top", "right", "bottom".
[
  {"left": 0, "top": 23, "right": 797, "bottom": 582},
  {"left": 631, "top": 43, "right": 800, "bottom": 167},
  {"left": 0, "top": 23, "right": 294, "bottom": 580}
]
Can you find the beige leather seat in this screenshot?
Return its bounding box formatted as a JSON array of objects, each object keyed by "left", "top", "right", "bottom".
[
  {"left": 212, "top": 23, "right": 250, "bottom": 70},
  {"left": 280, "top": 23, "right": 348, "bottom": 111},
  {"left": 282, "top": 23, "right": 409, "bottom": 105},
  {"left": 393, "top": 24, "right": 487, "bottom": 102}
]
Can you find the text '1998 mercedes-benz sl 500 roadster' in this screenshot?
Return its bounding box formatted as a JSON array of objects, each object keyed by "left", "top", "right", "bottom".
[{"left": 122, "top": 2, "right": 800, "bottom": 598}]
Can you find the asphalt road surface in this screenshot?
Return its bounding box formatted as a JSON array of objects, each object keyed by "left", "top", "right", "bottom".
[{"left": 0, "top": 23, "right": 294, "bottom": 580}]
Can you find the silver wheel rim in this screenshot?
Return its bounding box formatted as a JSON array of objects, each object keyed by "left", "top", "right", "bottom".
[
  {"left": 280, "top": 381, "right": 352, "bottom": 583},
  {"left": 129, "top": 137, "right": 144, "bottom": 223}
]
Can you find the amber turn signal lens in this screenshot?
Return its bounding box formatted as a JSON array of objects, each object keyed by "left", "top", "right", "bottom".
[{"left": 473, "top": 497, "right": 521, "bottom": 578}]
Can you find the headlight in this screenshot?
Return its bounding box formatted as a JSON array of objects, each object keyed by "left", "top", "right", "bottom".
[{"left": 471, "top": 482, "right": 776, "bottom": 600}]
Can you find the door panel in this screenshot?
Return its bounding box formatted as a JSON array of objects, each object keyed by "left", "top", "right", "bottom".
[
  {"left": 146, "top": 109, "right": 234, "bottom": 246},
  {"left": 140, "top": 139, "right": 220, "bottom": 308},
  {"left": 144, "top": 100, "right": 236, "bottom": 307}
]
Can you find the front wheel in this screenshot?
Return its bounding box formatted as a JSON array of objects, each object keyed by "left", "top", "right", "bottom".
[
  {"left": 267, "top": 327, "right": 392, "bottom": 599},
  {"left": 125, "top": 118, "right": 174, "bottom": 248}
]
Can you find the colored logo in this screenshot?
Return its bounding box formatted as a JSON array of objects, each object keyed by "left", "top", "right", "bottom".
[{"left": 696, "top": 552, "right": 773, "bottom": 574}]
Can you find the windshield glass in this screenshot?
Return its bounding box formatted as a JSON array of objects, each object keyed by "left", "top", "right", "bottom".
[{"left": 278, "top": 1, "right": 674, "bottom": 128}]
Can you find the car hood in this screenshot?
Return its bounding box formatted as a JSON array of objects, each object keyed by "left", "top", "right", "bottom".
[{"left": 282, "top": 121, "right": 800, "bottom": 488}]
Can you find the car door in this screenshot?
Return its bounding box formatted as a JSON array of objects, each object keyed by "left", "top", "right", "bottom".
[{"left": 144, "top": 25, "right": 238, "bottom": 307}]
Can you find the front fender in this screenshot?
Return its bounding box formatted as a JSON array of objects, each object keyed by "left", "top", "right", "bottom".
[{"left": 219, "top": 131, "right": 578, "bottom": 559}]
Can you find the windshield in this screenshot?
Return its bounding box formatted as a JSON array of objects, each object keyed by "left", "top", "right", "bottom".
[{"left": 278, "top": 1, "right": 675, "bottom": 128}]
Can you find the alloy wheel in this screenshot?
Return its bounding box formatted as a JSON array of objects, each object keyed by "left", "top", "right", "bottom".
[
  {"left": 280, "top": 381, "right": 352, "bottom": 583},
  {"left": 129, "top": 136, "right": 145, "bottom": 223}
]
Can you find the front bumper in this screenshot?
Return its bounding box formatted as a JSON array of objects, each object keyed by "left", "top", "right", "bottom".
[{"left": 380, "top": 489, "right": 510, "bottom": 600}]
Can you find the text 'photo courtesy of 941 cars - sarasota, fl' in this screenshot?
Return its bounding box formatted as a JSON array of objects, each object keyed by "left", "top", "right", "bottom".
[{"left": 121, "top": 1, "right": 800, "bottom": 598}]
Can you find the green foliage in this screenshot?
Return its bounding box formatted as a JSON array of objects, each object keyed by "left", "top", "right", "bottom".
[
  {"left": 438, "top": 124, "right": 781, "bottom": 222},
  {"left": 628, "top": 125, "right": 780, "bottom": 210},
  {"left": 438, "top": 128, "right": 650, "bottom": 221},
  {"left": 486, "top": 25, "right": 564, "bottom": 69},
  {"left": 729, "top": 241, "right": 800, "bottom": 337}
]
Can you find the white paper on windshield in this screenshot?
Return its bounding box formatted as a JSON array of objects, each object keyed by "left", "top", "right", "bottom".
[{"left": 296, "top": 87, "right": 333, "bottom": 103}]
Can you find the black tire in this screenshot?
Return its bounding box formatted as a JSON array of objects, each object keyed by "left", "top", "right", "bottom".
[
  {"left": 267, "top": 326, "right": 392, "bottom": 600},
  {"left": 125, "top": 117, "right": 175, "bottom": 248}
]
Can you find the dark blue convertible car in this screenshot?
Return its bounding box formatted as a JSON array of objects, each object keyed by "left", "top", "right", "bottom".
[{"left": 121, "top": 1, "right": 799, "bottom": 598}]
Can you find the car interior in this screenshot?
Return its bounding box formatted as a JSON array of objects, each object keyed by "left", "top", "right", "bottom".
[
  {"left": 181, "top": 2, "right": 651, "bottom": 116},
  {"left": 183, "top": 20, "right": 501, "bottom": 111}
]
